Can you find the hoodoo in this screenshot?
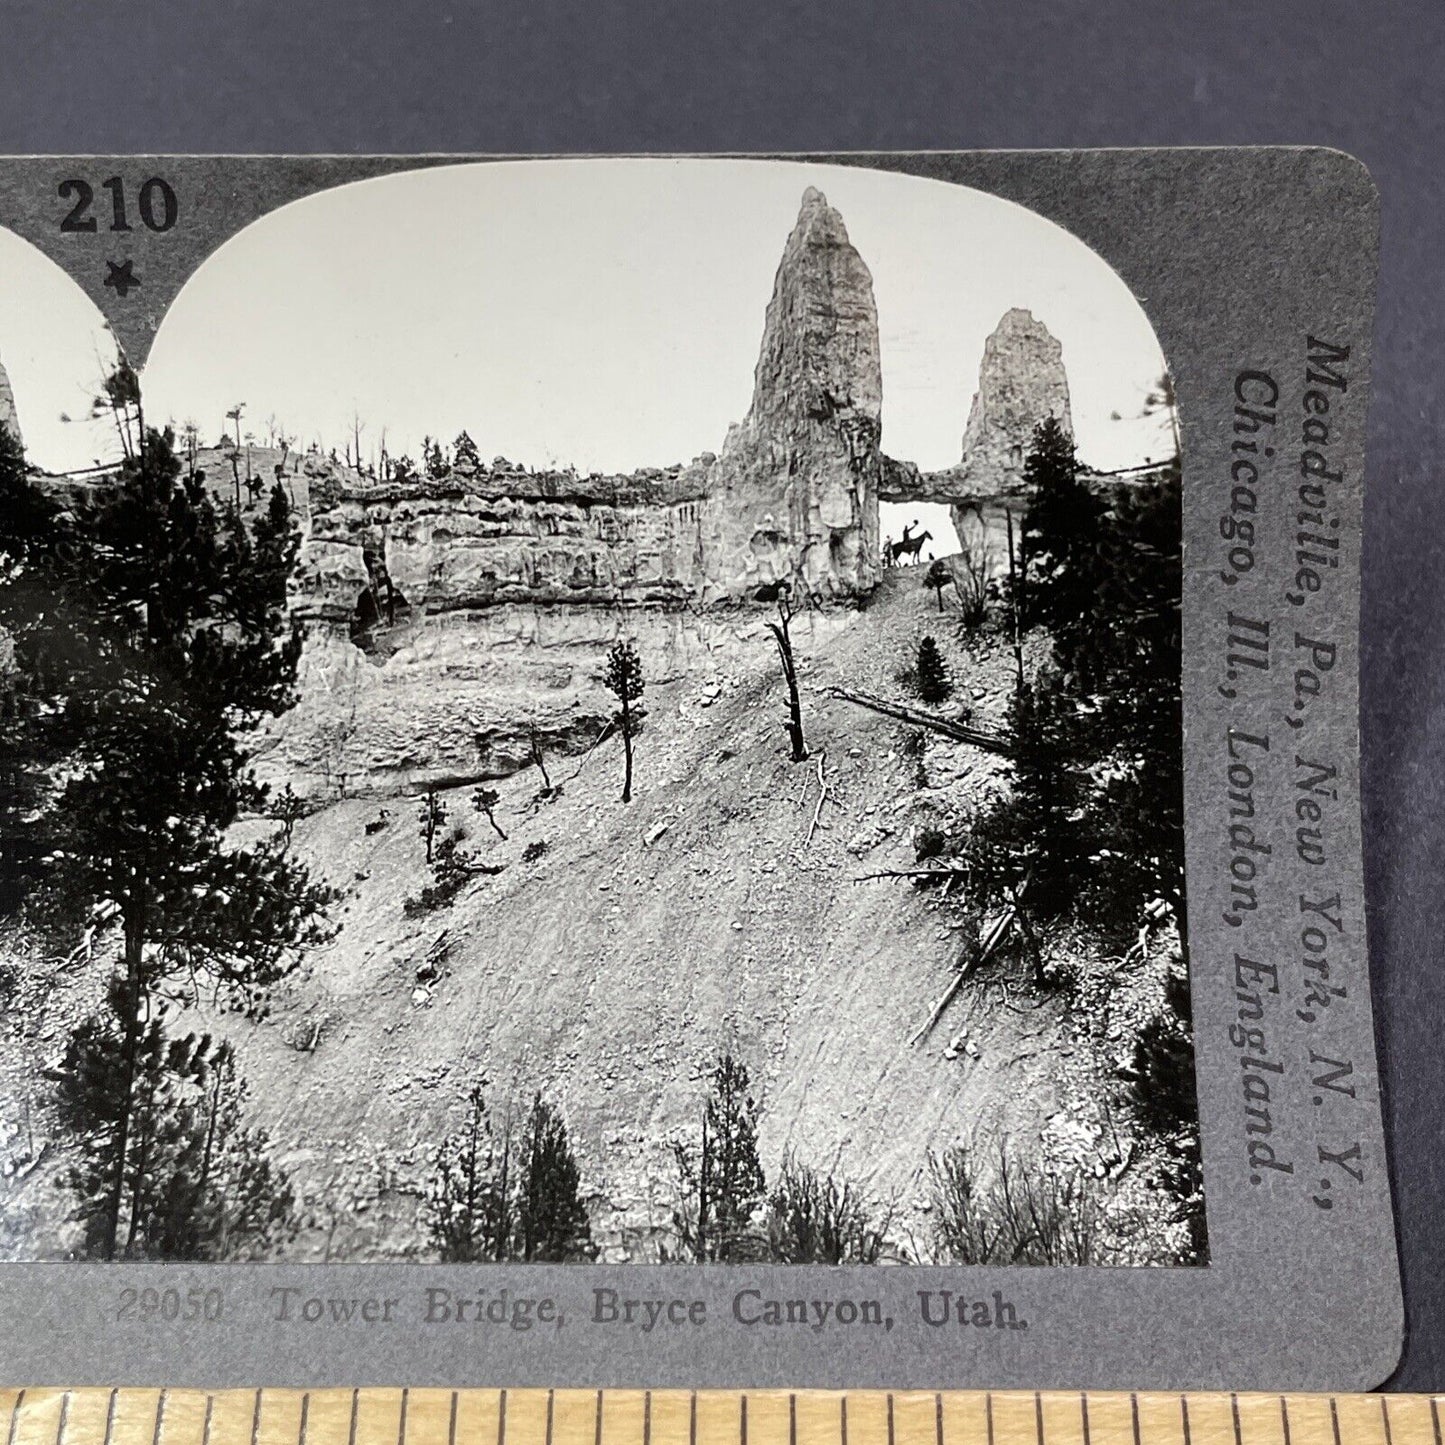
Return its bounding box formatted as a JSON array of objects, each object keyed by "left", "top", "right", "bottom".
[{"left": 701, "top": 187, "right": 885, "bottom": 602}]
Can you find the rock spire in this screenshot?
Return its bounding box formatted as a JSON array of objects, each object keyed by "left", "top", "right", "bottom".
[{"left": 701, "top": 188, "right": 883, "bottom": 600}]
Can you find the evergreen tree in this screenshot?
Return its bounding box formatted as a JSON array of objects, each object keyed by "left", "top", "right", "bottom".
[
  {"left": 672, "top": 1054, "right": 766, "bottom": 1262},
  {"left": 423, "top": 436, "right": 449, "bottom": 480},
  {"left": 452, "top": 431, "right": 481, "bottom": 472},
  {"left": 1019, "top": 415, "right": 1104, "bottom": 662},
  {"left": 1122, "top": 965, "right": 1206, "bottom": 1262},
  {"left": 0, "top": 385, "right": 333, "bottom": 1259},
  {"left": 517, "top": 1094, "right": 593, "bottom": 1262},
  {"left": 603, "top": 641, "right": 644, "bottom": 804},
  {"left": 472, "top": 786, "right": 507, "bottom": 840},
  {"left": 0, "top": 420, "right": 71, "bottom": 908},
  {"left": 425, "top": 1081, "right": 514, "bottom": 1262},
  {"left": 914, "top": 636, "right": 951, "bottom": 705},
  {"left": 54, "top": 994, "right": 296, "bottom": 1260}
]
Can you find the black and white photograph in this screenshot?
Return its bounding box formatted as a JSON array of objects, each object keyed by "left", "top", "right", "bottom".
[{"left": 0, "top": 158, "right": 1202, "bottom": 1269}]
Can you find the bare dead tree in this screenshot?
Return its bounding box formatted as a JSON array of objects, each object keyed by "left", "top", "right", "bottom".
[{"left": 759, "top": 581, "right": 807, "bottom": 762}]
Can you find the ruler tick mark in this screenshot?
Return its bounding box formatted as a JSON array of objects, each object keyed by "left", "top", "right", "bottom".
[
  {"left": 202, "top": 1396, "right": 215, "bottom": 1445},
  {"left": 5, "top": 1390, "right": 23, "bottom": 1445},
  {"left": 1429, "top": 1398, "right": 1440, "bottom": 1445},
  {"left": 101, "top": 1391, "right": 117, "bottom": 1445},
  {"left": 400, "top": 1390, "right": 410, "bottom": 1445},
  {"left": 1129, "top": 1394, "right": 1140, "bottom": 1445},
  {"left": 986, "top": 1394, "right": 994, "bottom": 1445},
  {"left": 544, "top": 1392, "right": 553, "bottom": 1445},
  {"left": 298, "top": 1396, "right": 309, "bottom": 1445},
  {"left": 250, "top": 1390, "right": 263, "bottom": 1445},
  {"left": 1329, "top": 1399, "right": 1341, "bottom": 1445},
  {"left": 644, "top": 1393, "right": 652, "bottom": 1445},
  {"left": 1035, "top": 1393, "right": 1044, "bottom": 1445},
  {"left": 593, "top": 1391, "right": 602, "bottom": 1445},
  {"left": 1281, "top": 1397, "right": 1292, "bottom": 1445},
  {"left": 1232, "top": 1394, "right": 1243, "bottom": 1445},
  {"left": 1080, "top": 1392, "right": 1091, "bottom": 1445},
  {"left": 689, "top": 1393, "right": 697, "bottom": 1445},
  {"left": 56, "top": 1391, "right": 71, "bottom": 1445},
  {"left": 1379, "top": 1398, "right": 1392, "bottom": 1445},
  {"left": 790, "top": 1396, "right": 797, "bottom": 1445},
  {"left": 449, "top": 1394, "right": 458, "bottom": 1445},
  {"left": 1181, "top": 1395, "right": 1192, "bottom": 1445},
  {"left": 348, "top": 1392, "right": 359, "bottom": 1445},
  {"left": 841, "top": 1396, "right": 848, "bottom": 1445},
  {"left": 498, "top": 1390, "right": 508, "bottom": 1445},
  {"left": 888, "top": 1395, "right": 895, "bottom": 1445},
  {"left": 741, "top": 1395, "right": 748, "bottom": 1445},
  {"left": 936, "top": 1394, "right": 944, "bottom": 1445}
]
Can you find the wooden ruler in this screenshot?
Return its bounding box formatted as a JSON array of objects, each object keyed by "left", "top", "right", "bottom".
[{"left": 3, "top": 1391, "right": 1441, "bottom": 1445}]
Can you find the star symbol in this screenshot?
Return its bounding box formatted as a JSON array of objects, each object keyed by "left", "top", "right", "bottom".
[{"left": 103, "top": 259, "right": 140, "bottom": 298}]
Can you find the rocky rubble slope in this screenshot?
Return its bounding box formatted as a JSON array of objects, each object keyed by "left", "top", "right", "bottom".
[{"left": 0, "top": 564, "right": 1187, "bottom": 1265}]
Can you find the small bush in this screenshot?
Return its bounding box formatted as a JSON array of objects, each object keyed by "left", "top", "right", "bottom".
[
  {"left": 929, "top": 1145, "right": 1105, "bottom": 1266},
  {"left": 522, "top": 840, "right": 550, "bottom": 864},
  {"left": 766, "top": 1152, "right": 890, "bottom": 1264}
]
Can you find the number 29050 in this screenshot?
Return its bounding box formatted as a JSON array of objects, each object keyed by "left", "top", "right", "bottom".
[{"left": 116, "top": 1285, "right": 224, "bottom": 1323}]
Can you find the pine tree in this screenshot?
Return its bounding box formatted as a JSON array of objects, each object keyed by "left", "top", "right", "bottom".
[
  {"left": 0, "top": 384, "right": 334, "bottom": 1260},
  {"left": 423, "top": 436, "right": 449, "bottom": 480},
  {"left": 603, "top": 641, "right": 644, "bottom": 804},
  {"left": 1019, "top": 415, "right": 1104, "bottom": 659},
  {"left": 517, "top": 1094, "right": 593, "bottom": 1262},
  {"left": 672, "top": 1054, "right": 766, "bottom": 1262},
  {"left": 425, "top": 1081, "right": 514, "bottom": 1262},
  {"left": 54, "top": 994, "right": 296, "bottom": 1260},
  {"left": 1120, "top": 960, "right": 1205, "bottom": 1262},
  {"left": 452, "top": 431, "right": 481, "bottom": 472},
  {"left": 0, "top": 419, "right": 71, "bottom": 909},
  {"left": 472, "top": 786, "right": 507, "bottom": 840},
  {"left": 915, "top": 636, "right": 951, "bottom": 705}
]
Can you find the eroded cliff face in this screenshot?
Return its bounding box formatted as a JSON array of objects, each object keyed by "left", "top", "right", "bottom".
[
  {"left": 701, "top": 188, "right": 884, "bottom": 602},
  {"left": 255, "top": 459, "right": 721, "bottom": 799}
]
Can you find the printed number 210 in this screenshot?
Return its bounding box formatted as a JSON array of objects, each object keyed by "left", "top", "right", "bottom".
[{"left": 59, "top": 177, "right": 178, "bottom": 234}]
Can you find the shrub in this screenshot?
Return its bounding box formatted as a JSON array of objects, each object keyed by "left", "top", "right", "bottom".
[
  {"left": 915, "top": 636, "right": 951, "bottom": 705},
  {"left": 766, "top": 1152, "right": 890, "bottom": 1264},
  {"left": 929, "top": 1145, "right": 1105, "bottom": 1266}
]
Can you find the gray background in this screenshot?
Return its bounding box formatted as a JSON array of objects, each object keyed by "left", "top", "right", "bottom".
[{"left": 0, "top": 0, "right": 1438, "bottom": 1392}]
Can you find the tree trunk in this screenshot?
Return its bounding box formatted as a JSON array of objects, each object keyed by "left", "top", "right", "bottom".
[
  {"left": 102, "top": 901, "right": 146, "bottom": 1261},
  {"left": 620, "top": 696, "right": 634, "bottom": 803}
]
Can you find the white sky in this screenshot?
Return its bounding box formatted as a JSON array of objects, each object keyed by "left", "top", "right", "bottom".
[{"left": 0, "top": 159, "right": 1175, "bottom": 478}]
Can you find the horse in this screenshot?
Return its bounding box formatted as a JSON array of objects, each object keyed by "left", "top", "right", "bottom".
[{"left": 889, "top": 529, "right": 933, "bottom": 566}]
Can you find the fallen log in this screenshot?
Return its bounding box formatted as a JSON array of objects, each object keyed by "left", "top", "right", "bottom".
[
  {"left": 824, "top": 685, "right": 1017, "bottom": 757},
  {"left": 852, "top": 866, "right": 972, "bottom": 883},
  {"left": 910, "top": 902, "right": 1019, "bottom": 1047}
]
